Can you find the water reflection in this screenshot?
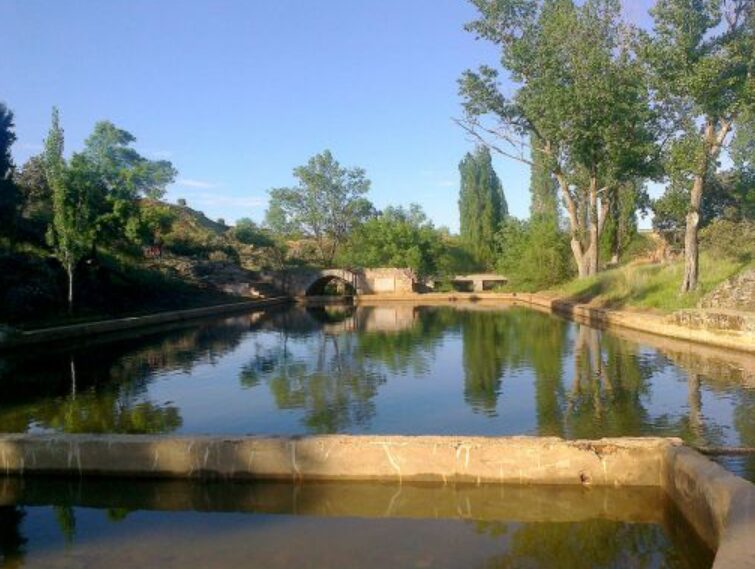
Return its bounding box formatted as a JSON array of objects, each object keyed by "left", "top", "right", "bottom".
[
  {"left": 0, "top": 478, "right": 713, "bottom": 569},
  {"left": 0, "top": 303, "right": 753, "bottom": 479}
]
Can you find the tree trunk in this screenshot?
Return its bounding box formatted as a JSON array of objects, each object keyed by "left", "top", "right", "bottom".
[
  {"left": 680, "top": 174, "right": 703, "bottom": 292},
  {"left": 571, "top": 237, "right": 589, "bottom": 278},
  {"left": 681, "top": 119, "right": 732, "bottom": 293},
  {"left": 67, "top": 262, "right": 74, "bottom": 315},
  {"left": 587, "top": 185, "right": 599, "bottom": 276}
]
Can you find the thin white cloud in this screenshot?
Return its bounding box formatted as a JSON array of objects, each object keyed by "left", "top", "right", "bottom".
[
  {"left": 437, "top": 179, "right": 456, "bottom": 188},
  {"left": 175, "top": 178, "right": 219, "bottom": 189}
]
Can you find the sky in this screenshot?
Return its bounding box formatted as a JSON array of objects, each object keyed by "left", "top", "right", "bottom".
[{"left": 1, "top": 0, "right": 656, "bottom": 232}]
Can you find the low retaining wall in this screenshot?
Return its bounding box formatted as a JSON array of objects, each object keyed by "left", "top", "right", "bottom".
[
  {"left": 0, "top": 297, "right": 291, "bottom": 349},
  {"left": 0, "top": 434, "right": 752, "bottom": 568}
]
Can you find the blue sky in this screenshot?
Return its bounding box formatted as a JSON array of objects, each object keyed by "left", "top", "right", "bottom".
[{"left": 1, "top": 0, "right": 655, "bottom": 231}]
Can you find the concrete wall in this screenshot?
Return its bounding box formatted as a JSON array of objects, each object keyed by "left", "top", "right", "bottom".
[{"left": 0, "top": 434, "right": 752, "bottom": 567}]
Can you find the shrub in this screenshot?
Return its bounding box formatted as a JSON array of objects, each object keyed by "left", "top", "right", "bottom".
[{"left": 700, "top": 218, "right": 755, "bottom": 263}]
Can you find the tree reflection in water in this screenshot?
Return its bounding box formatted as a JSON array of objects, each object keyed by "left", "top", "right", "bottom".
[{"left": 0, "top": 304, "right": 751, "bottom": 473}]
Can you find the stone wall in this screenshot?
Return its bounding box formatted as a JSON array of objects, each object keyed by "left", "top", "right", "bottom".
[{"left": 700, "top": 269, "right": 755, "bottom": 312}]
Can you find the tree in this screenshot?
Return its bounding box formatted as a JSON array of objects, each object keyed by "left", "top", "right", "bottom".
[
  {"left": 601, "top": 180, "right": 648, "bottom": 263},
  {"left": 15, "top": 154, "right": 51, "bottom": 222},
  {"left": 458, "top": 146, "right": 507, "bottom": 268},
  {"left": 342, "top": 204, "right": 444, "bottom": 277},
  {"left": 266, "top": 150, "right": 374, "bottom": 265},
  {"left": 529, "top": 133, "right": 559, "bottom": 221},
  {"left": 232, "top": 217, "right": 274, "bottom": 247},
  {"left": 81, "top": 121, "right": 177, "bottom": 247},
  {"left": 0, "top": 102, "right": 21, "bottom": 241},
  {"left": 644, "top": 0, "right": 754, "bottom": 291},
  {"left": 44, "top": 108, "right": 98, "bottom": 314},
  {"left": 458, "top": 0, "right": 659, "bottom": 277}
]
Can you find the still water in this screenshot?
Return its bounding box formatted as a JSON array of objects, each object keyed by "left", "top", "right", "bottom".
[
  {"left": 1, "top": 303, "right": 753, "bottom": 479},
  {"left": 0, "top": 477, "right": 713, "bottom": 568}
]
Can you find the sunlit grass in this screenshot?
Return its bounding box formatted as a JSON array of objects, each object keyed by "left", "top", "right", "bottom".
[{"left": 549, "top": 253, "right": 752, "bottom": 313}]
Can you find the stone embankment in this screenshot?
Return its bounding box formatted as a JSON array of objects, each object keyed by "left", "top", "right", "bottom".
[{"left": 0, "top": 434, "right": 752, "bottom": 568}]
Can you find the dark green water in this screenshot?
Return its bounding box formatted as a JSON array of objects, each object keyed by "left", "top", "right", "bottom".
[
  {"left": 1, "top": 303, "right": 753, "bottom": 480},
  {"left": 0, "top": 477, "right": 713, "bottom": 568}
]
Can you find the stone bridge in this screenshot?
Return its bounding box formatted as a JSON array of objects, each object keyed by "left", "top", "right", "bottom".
[{"left": 264, "top": 268, "right": 416, "bottom": 297}]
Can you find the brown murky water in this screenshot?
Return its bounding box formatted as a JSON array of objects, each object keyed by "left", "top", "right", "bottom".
[{"left": 0, "top": 477, "right": 714, "bottom": 569}]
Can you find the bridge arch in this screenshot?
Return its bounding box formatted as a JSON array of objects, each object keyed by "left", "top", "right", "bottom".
[{"left": 303, "top": 269, "right": 358, "bottom": 296}]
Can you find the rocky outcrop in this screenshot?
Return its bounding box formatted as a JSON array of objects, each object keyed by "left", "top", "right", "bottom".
[{"left": 699, "top": 269, "right": 755, "bottom": 312}]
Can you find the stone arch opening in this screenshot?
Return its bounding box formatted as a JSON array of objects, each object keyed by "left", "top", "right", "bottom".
[{"left": 305, "top": 275, "right": 356, "bottom": 296}]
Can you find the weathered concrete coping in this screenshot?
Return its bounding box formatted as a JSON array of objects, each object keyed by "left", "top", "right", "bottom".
[
  {"left": 0, "top": 297, "right": 291, "bottom": 349},
  {"left": 0, "top": 434, "right": 753, "bottom": 567}
]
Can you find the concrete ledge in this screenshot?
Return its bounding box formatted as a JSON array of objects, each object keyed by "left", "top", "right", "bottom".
[
  {"left": 0, "top": 296, "right": 292, "bottom": 349},
  {"left": 0, "top": 434, "right": 752, "bottom": 567},
  {"left": 0, "top": 434, "right": 670, "bottom": 485}
]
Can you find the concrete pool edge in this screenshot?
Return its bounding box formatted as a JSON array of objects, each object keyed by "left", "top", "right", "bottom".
[{"left": 0, "top": 434, "right": 752, "bottom": 568}]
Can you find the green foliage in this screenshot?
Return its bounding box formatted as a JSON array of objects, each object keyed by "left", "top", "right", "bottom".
[
  {"left": 459, "top": 0, "right": 660, "bottom": 276},
  {"left": 232, "top": 217, "right": 274, "bottom": 247},
  {"left": 653, "top": 169, "right": 753, "bottom": 250},
  {"left": 15, "top": 154, "right": 51, "bottom": 223},
  {"left": 700, "top": 218, "right": 755, "bottom": 262},
  {"left": 458, "top": 146, "right": 507, "bottom": 268},
  {"left": 600, "top": 180, "right": 648, "bottom": 263},
  {"left": 44, "top": 109, "right": 98, "bottom": 312},
  {"left": 80, "top": 121, "right": 177, "bottom": 247},
  {"left": 0, "top": 102, "right": 21, "bottom": 240},
  {"left": 496, "top": 216, "right": 574, "bottom": 291},
  {"left": 266, "top": 150, "right": 374, "bottom": 265},
  {"left": 341, "top": 204, "right": 443, "bottom": 278}
]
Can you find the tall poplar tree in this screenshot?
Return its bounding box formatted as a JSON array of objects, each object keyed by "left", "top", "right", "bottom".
[
  {"left": 44, "top": 108, "right": 97, "bottom": 314},
  {"left": 458, "top": 146, "right": 508, "bottom": 268}
]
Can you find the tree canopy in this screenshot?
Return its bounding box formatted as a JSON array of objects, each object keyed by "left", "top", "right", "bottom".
[
  {"left": 266, "top": 150, "right": 374, "bottom": 265},
  {"left": 341, "top": 204, "right": 443, "bottom": 277},
  {"left": 459, "top": 0, "right": 659, "bottom": 277}
]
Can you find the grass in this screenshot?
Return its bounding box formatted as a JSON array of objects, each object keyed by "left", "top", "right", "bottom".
[{"left": 548, "top": 253, "right": 752, "bottom": 313}]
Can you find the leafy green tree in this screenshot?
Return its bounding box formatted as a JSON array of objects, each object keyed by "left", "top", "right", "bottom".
[
  {"left": 266, "top": 150, "right": 374, "bottom": 265},
  {"left": 458, "top": 0, "right": 658, "bottom": 277},
  {"left": 644, "top": 0, "right": 754, "bottom": 291},
  {"left": 458, "top": 146, "right": 507, "bottom": 268},
  {"left": 0, "top": 102, "right": 21, "bottom": 242},
  {"left": 44, "top": 108, "right": 98, "bottom": 314},
  {"left": 496, "top": 216, "right": 573, "bottom": 290},
  {"left": 80, "top": 121, "right": 176, "bottom": 249},
  {"left": 342, "top": 204, "right": 443, "bottom": 277}
]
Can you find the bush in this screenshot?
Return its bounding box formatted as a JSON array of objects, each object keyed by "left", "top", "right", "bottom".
[
  {"left": 700, "top": 218, "right": 755, "bottom": 263},
  {"left": 495, "top": 216, "right": 574, "bottom": 291}
]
